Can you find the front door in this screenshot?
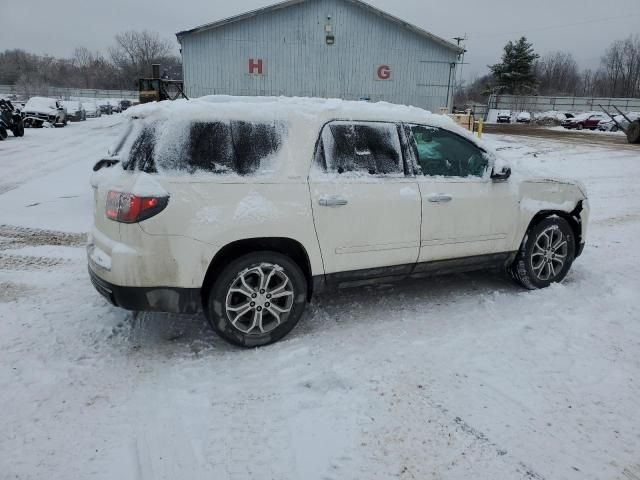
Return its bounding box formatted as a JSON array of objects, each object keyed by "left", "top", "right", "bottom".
[
  {"left": 405, "top": 124, "right": 519, "bottom": 263},
  {"left": 309, "top": 121, "right": 421, "bottom": 281}
]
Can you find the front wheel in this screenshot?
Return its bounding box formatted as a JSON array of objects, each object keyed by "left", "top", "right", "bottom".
[
  {"left": 205, "top": 252, "right": 308, "bottom": 347},
  {"left": 510, "top": 217, "right": 576, "bottom": 290},
  {"left": 576, "top": 123, "right": 584, "bottom": 130}
]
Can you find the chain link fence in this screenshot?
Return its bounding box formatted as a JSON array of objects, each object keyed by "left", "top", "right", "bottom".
[{"left": 488, "top": 94, "right": 640, "bottom": 114}]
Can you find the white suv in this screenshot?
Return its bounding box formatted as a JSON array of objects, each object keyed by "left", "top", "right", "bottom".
[{"left": 88, "top": 97, "right": 589, "bottom": 347}]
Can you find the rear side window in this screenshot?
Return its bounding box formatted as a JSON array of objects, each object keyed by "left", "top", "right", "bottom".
[
  {"left": 316, "top": 121, "right": 403, "bottom": 176},
  {"left": 186, "top": 122, "right": 235, "bottom": 174},
  {"left": 124, "top": 120, "right": 285, "bottom": 175}
]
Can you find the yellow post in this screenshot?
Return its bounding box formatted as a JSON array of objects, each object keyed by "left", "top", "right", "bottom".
[{"left": 477, "top": 119, "right": 484, "bottom": 139}]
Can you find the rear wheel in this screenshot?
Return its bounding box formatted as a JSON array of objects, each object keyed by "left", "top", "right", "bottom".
[
  {"left": 510, "top": 216, "right": 576, "bottom": 290},
  {"left": 0, "top": 126, "right": 7, "bottom": 140},
  {"left": 205, "top": 252, "right": 308, "bottom": 347}
]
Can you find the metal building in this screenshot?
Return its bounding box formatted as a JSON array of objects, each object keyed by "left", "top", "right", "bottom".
[{"left": 176, "top": 0, "right": 463, "bottom": 111}]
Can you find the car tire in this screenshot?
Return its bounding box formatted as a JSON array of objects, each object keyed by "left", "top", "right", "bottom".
[
  {"left": 205, "top": 251, "right": 308, "bottom": 347},
  {"left": 576, "top": 123, "right": 583, "bottom": 130},
  {"left": 11, "top": 122, "right": 24, "bottom": 137},
  {"left": 0, "top": 126, "right": 7, "bottom": 140},
  {"left": 510, "top": 216, "right": 576, "bottom": 290},
  {"left": 611, "top": 125, "right": 618, "bottom": 133},
  {"left": 627, "top": 121, "right": 640, "bottom": 144}
]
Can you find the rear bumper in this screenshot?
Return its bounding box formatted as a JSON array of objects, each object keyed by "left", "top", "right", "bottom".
[{"left": 89, "top": 266, "right": 201, "bottom": 314}]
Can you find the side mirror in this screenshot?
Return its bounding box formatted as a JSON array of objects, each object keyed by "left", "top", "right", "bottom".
[{"left": 491, "top": 166, "right": 511, "bottom": 181}]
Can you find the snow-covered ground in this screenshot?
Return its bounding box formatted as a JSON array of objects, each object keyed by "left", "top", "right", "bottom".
[{"left": 1, "top": 118, "right": 640, "bottom": 480}]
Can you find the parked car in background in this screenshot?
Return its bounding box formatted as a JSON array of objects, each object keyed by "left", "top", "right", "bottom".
[
  {"left": 22, "top": 97, "right": 67, "bottom": 127},
  {"left": 561, "top": 112, "right": 607, "bottom": 130},
  {"left": 83, "top": 100, "right": 101, "bottom": 118},
  {"left": 597, "top": 112, "right": 640, "bottom": 132},
  {"left": 97, "top": 100, "right": 113, "bottom": 115},
  {"left": 497, "top": 110, "right": 512, "bottom": 123},
  {"left": 120, "top": 99, "right": 132, "bottom": 111},
  {"left": 88, "top": 96, "right": 589, "bottom": 347},
  {"left": 516, "top": 112, "right": 531, "bottom": 123},
  {"left": 62, "top": 100, "right": 86, "bottom": 121},
  {"left": 108, "top": 99, "right": 122, "bottom": 113}
]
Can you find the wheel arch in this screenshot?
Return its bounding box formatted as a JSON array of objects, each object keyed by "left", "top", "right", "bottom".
[
  {"left": 201, "top": 237, "right": 314, "bottom": 305},
  {"left": 524, "top": 201, "right": 584, "bottom": 252}
]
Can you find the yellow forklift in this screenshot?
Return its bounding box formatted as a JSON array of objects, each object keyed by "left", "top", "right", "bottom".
[{"left": 138, "top": 64, "right": 188, "bottom": 104}]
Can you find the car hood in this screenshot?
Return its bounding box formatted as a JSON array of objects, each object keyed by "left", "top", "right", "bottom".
[
  {"left": 523, "top": 176, "right": 588, "bottom": 197},
  {"left": 24, "top": 107, "right": 57, "bottom": 115}
]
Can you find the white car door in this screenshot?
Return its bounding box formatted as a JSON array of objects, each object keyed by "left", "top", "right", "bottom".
[
  {"left": 309, "top": 121, "right": 421, "bottom": 284},
  {"left": 405, "top": 124, "right": 519, "bottom": 264}
]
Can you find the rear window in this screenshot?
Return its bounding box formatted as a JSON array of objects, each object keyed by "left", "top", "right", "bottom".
[{"left": 121, "top": 120, "right": 285, "bottom": 175}]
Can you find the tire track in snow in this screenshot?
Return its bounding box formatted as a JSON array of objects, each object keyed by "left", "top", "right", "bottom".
[
  {"left": 0, "top": 254, "right": 70, "bottom": 270},
  {"left": 0, "top": 225, "right": 86, "bottom": 248},
  {"left": 0, "top": 225, "right": 84, "bottom": 271}
]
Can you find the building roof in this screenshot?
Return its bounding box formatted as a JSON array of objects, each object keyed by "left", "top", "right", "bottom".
[{"left": 176, "top": 0, "right": 464, "bottom": 54}]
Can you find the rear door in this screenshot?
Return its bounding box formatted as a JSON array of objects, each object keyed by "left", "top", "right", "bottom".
[{"left": 309, "top": 121, "right": 421, "bottom": 282}]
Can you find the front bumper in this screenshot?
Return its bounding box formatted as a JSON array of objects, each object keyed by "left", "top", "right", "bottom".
[{"left": 89, "top": 266, "right": 201, "bottom": 314}]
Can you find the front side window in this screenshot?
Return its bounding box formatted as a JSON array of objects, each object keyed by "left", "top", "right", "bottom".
[
  {"left": 409, "top": 125, "right": 489, "bottom": 178},
  {"left": 316, "top": 121, "right": 403, "bottom": 176}
]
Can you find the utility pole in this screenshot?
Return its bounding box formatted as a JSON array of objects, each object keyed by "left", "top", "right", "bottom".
[{"left": 453, "top": 34, "right": 468, "bottom": 112}]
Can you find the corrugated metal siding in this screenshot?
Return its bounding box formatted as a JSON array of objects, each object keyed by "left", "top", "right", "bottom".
[{"left": 180, "top": 0, "right": 458, "bottom": 111}]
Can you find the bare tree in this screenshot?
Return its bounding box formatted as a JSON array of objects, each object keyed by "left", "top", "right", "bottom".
[
  {"left": 535, "top": 51, "right": 580, "bottom": 95},
  {"left": 109, "top": 30, "right": 179, "bottom": 86}
]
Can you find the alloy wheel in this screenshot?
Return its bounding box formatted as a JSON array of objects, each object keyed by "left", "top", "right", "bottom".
[
  {"left": 225, "top": 263, "right": 294, "bottom": 335},
  {"left": 531, "top": 226, "right": 568, "bottom": 281}
]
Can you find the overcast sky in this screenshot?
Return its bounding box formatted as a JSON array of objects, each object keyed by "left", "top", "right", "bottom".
[{"left": 1, "top": 0, "right": 639, "bottom": 81}]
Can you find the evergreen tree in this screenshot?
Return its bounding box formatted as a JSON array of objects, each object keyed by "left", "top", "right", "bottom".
[{"left": 490, "top": 37, "right": 539, "bottom": 95}]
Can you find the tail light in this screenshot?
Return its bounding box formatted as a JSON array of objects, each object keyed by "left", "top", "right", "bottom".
[{"left": 106, "top": 191, "right": 169, "bottom": 223}]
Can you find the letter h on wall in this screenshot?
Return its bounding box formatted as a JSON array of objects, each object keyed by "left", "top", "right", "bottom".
[{"left": 249, "top": 58, "right": 264, "bottom": 75}]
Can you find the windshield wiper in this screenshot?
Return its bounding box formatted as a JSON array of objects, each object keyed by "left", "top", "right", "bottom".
[{"left": 93, "top": 158, "right": 120, "bottom": 172}]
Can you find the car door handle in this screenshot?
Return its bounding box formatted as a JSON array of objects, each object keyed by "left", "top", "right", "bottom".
[
  {"left": 428, "top": 194, "right": 453, "bottom": 204},
  {"left": 319, "top": 195, "right": 349, "bottom": 207}
]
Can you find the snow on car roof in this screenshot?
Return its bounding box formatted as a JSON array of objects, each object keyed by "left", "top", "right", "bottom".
[
  {"left": 124, "top": 95, "right": 477, "bottom": 141},
  {"left": 25, "top": 97, "right": 57, "bottom": 110}
]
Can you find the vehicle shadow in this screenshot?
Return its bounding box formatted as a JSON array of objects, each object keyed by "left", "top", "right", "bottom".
[{"left": 116, "top": 269, "right": 522, "bottom": 356}]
